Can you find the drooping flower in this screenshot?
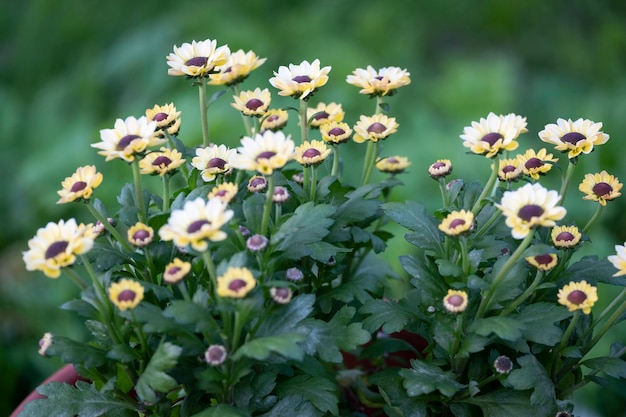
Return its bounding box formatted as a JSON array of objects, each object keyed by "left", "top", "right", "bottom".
[
  {"left": 608, "top": 242, "right": 626, "bottom": 277},
  {"left": 538, "top": 118, "right": 609, "bottom": 159},
  {"left": 307, "top": 102, "right": 345, "bottom": 128},
  {"left": 352, "top": 114, "right": 399, "bottom": 143},
  {"left": 460, "top": 112, "right": 527, "bottom": 158},
  {"left": 158, "top": 197, "right": 234, "bottom": 252},
  {"left": 231, "top": 130, "right": 295, "bottom": 175},
  {"left": 191, "top": 144, "right": 237, "bottom": 182},
  {"left": 428, "top": 159, "right": 453, "bottom": 179},
  {"left": 208, "top": 49, "right": 266, "bottom": 86},
  {"left": 139, "top": 147, "right": 186, "bottom": 176},
  {"left": 496, "top": 183, "right": 566, "bottom": 239},
  {"left": 247, "top": 175, "right": 268, "bottom": 193},
  {"left": 525, "top": 253, "right": 558, "bottom": 271},
  {"left": 493, "top": 355, "right": 514, "bottom": 374},
  {"left": 551, "top": 225, "right": 582, "bottom": 249},
  {"left": 346, "top": 65, "right": 411, "bottom": 97},
  {"left": 578, "top": 170, "right": 622, "bottom": 206},
  {"left": 92, "top": 116, "right": 164, "bottom": 162},
  {"left": 57, "top": 165, "right": 103, "bottom": 204},
  {"left": 260, "top": 109, "right": 289, "bottom": 132},
  {"left": 270, "top": 287, "right": 293, "bottom": 304},
  {"left": 127, "top": 222, "right": 154, "bottom": 247},
  {"left": 216, "top": 267, "right": 256, "bottom": 298},
  {"left": 496, "top": 158, "right": 523, "bottom": 182},
  {"left": 23, "top": 219, "right": 95, "bottom": 278},
  {"left": 108, "top": 279, "right": 145, "bottom": 311},
  {"left": 208, "top": 182, "right": 238, "bottom": 203},
  {"left": 231, "top": 88, "right": 272, "bottom": 117},
  {"left": 376, "top": 156, "right": 411, "bottom": 174},
  {"left": 163, "top": 258, "right": 191, "bottom": 284},
  {"left": 443, "top": 290, "right": 468, "bottom": 313},
  {"left": 205, "top": 344, "right": 228, "bottom": 366},
  {"left": 269, "top": 59, "right": 331, "bottom": 100},
  {"left": 517, "top": 148, "right": 558, "bottom": 180},
  {"left": 557, "top": 280, "right": 598, "bottom": 314},
  {"left": 320, "top": 121, "right": 353, "bottom": 144},
  {"left": 145, "top": 103, "right": 182, "bottom": 137},
  {"left": 294, "top": 140, "right": 331, "bottom": 167},
  {"left": 167, "top": 39, "right": 230, "bottom": 78},
  {"left": 438, "top": 210, "right": 474, "bottom": 236}
]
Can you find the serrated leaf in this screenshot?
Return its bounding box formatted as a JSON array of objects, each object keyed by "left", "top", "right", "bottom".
[
  {"left": 164, "top": 299, "right": 221, "bottom": 334},
  {"left": 505, "top": 354, "right": 555, "bottom": 407},
  {"left": 232, "top": 334, "right": 306, "bottom": 361},
  {"left": 135, "top": 342, "right": 182, "bottom": 404},
  {"left": 369, "top": 369, "right": 429, "bottom": 417},
  {"left": 45, "top": 336, "right": 107, "bottom": 368},
  {"left": 513, "top": 302, "right": 571, "bottom": 346},
  {"left": 276, "top": 375, "right": 338, "bottom": 415},
  {"left": 400, "top": 254, "right": 447, "bottom": 305},
  {"left": 360, "top": 299, "right": 413, "bottom": 334},
  {"left": 255, "top": 294, "right": 315, "bottom": 337},
  {"left": 562, "top": 255, "right": 626, "bottom": 287},
  {"left": 400, "top": 360, "right": 465, "bottom": 398},
  {"left": 258, "top": 394, "right": 322, "bottom": 417},
  {"left": 469, "top": 316, "right": 525, "bottom": 342},
  {"left": 190, "top": 404, "right": 252, "bottom": 417},
  {"left": 314, "top": 306, "right": 371, "bottom": 362},
  {"left": 463, "top": 388, "right": 553, "bottom": 417},
  {"left": 383, "top": 201, "right": 443, "bottom": 255},
  {"left": 582, "top": 357, "right": 626, "bottom": 378}
]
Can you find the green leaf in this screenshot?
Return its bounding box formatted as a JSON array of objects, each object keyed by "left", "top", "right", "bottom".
[
  {"left": 505, "top": 354, "right": 555, "bottom": 407},
  {"left": 305, "top": 240, "right": 351, "bottom": 262},
  {"left": 485, "top": 255, "right": 527, "bottom": 308},
  {"left": 190, "top": 404, "right": 252, "bottom": 417},
  {"left": 232, "top": 334, "right": 306, "bottom": 361},
  {"left": 45, "top": 336, "right": 107, "bottom": 368},
  {"left": 276, "top": 375, "right": 338, "bottom": 415},
  {"left": 400, "top": 254, "right": 447, "bottom": 305},
  {"left": 255, "top": 294, "right": 315, "bottom": 337},
  {"left": 400, "top": 360, "right": 465, "bottom": 398},
  {"left": 562, "top": 256, "right": 626, "bottom": 287},
  {"left": 383, "top": 201, "right": 443, "bottom": 255},
  {"left": 258, "top": 395, "right": 322, "bottom": 417},
  {"left": 360, "top": 299, "right": 413, "bottom": 334},
  {"left": 20, "top": 381, "right": 134, "bottom": 417},
  {"left": 164, "top": 299, "right": 221, "bottom": 334},
  {"left": 513, "top": 302, "right": 571, "bottom": 346},
  {"left": 463, "top": 388, "right": 553, "bottom": 417},
  {"left": 314, "top": 305, "right": 371, "bottom": 362},
  {"left": 469, "top": 316, "right": 525, "bottom": 342},
  {"left": 457, "top": 333, "right": 490, "bottom": 357},
  {"left": 581, "top": 357, "right": 626, "bottom": 378},
  {"left": 135, "top": 342, "right": 182, "bottom": 404},
  {"left": 242, "top": 194, "right": 265, "bottom": 233}
]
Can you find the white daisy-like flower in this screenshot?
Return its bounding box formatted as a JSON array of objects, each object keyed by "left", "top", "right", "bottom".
[
  {"left": 191, "top": 144, "right": 238, "bottom": 182},
  {"left": 208, "top": 49, "right": 266, "bottom": 86},
  {"left": 166, "top": 39, "right": 231, "bottom": 78},
  {"left": 460, "top": 112, "right": 528, "bottom": 158},
  {"left": 92, "top": 116, "right": 164, "bottom": 162},
  {"left": 231, "top": 130, "right": 295, "bottom": 175},
  {"left": 608, "top": 242, "right": 626, "bottom": 277},
  {"left": 269, "top": 59, "right": 331, "bottom": 100},
  {"left": 346, "top": 65, "right": 411, "bottom": 96},
  {"left": 538, "top": 118, "right": 609, "bottom": 159}
]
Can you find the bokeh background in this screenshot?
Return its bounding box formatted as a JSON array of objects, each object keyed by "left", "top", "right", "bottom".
[{"left": 3, "top": 0, "right": 626, "bottom": 415}]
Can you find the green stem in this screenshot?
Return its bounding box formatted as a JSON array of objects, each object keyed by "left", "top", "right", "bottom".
[
  {"left": 198, "top": 80, "right": 210, "bottom": 147},
  {"left": 459, "top": 236, "right": 470, "bottom": 276},
  {"left": 438, "top": 178, "right": 449, "bottom": 207},
  {"left": 559, "top": 160, "right": 577, "bottom": 204},
  {"left": 588, "top": 290, "right": 626, "bottom": 350},
  {"left": 303, "top": 165, "right": 311, "bottom": 199},
  {"left": 471, "top": 156, "right": 500, "bottom": 216},
  {"left": 85, "top": 202, "right": 133, "bottom": 252},
  {"left": 499, "top": 271, "right": 544, "bottom": 316},
  {"left": 310, "top": 165, "right": 318, "bottom": 202},
  {"left": 473, "top": 209, "right": 502, "bottom": 239},
  {"left": 63, "top": 267, "right": 87, "bottom": 290},
  {"left": 131, "top": 160, "right": 147, "bottom": 223},
  {"left": 361, "top": 141, "right": 380, "bottom": 186},
  {"left": 162, "top": 174, "right": 171, "bottom": 212},
  {"left": 552, "top": 310, "right": 580, "bottom": 376},
  {"left": 331, "top": 144, "right": 340, "bottom": 177},
  {"left": 582, "top": 204, "right": 604, "bottom": 234},
  {"left": 299, "top": 99, "right": 308, "bottom": 144},
  {"left": 164, "top": 130, "right": 190, "bottom": 179},
  {"left": 261, "top": 174, "right": 275, "bottom": 236},
  {"left": 202, "top": 250, "right": 218, "bottom": 295},
  {"left": 232, "top": 85, "right": 254, "bottom": 137}
]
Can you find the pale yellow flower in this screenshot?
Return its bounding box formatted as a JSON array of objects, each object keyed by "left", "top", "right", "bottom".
[
  {"left": 109, "top": 279, "right": 144, "bottom": 311},
  {"left": 208, "top": 49, "right": 266, "bottom": 86},
  {"left": 269, "top": 59, "right": 331, "bottom": 100},
  {"left": 92, "top": 116, "right": 164, "bottom": 162},
  {"left": 294, "top": 140, "right": 331, "bottom": 167},
  {"left": 346, "top": 65, "right": 411, "bottom": 96},
  {"left": 307, "top": 102, "right": 345, "bottom": 127},
  {"left": 57, "top": 165, "right": 103, "bottom": 204},
  {"left": 216, "top": 267, "right": 256, "bottom": 298},
  {"left": 609, "top": 243, "right": 626, "bottom": 277},
  {"left": 231, "top": 130, "right": 295, "bottom": 175},
  {"left": 538, "top": 118, "right": 609, "bottom": 159},
  {"left": 139, "top": 147, "right": 185, "bottom": 176},
  {"left": 191, "top": 144, "right": 238, "bottom": 182},
  {"left": 166, "top": 39, "right": 230, "bottom": 78},
  {"left": 460, "top": 112, "right": 527, "bottom": 158},
  {"left": 557, "top": 280, "right": 597, "bottom": 314},
  {"left": 231, "top": 88, "right": 271, "bottom": 117},
  {"left": 352, "top": 114, "right": 399, "bottom": 143},
  {"left": 579, "top": 170, "right": 622, "bottom": 206}
]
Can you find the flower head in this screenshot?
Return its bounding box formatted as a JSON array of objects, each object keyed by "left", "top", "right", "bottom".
[
  {"left": 443, "top": 290, "right": 468, "bottom": 313},
  {"left": 307, "top": 102, "right": 345, "bottom": 128},
  {"left": 163, "top": 258, "right": 191, "bottom": 284},
  {"left": 127, "top": 222, "right": 154, "bottom": 247},
  {"left": 270, "top": 287, "right": 293, "bottom": 304},
  {"left": 286, "top": 267, "right": 304, "bottom": 281},
  {"left": 158, "top": 197, "right": 234, "bottom": 252},
  {"left": 232, "top": 130, "right": 295, "bottom": 175},
  {"left": 428, "top": 159, "right": 453, "bottom": 179},
  {"left": 320, "top": 121, "right": 352, "bottom": 144},
  {"left": 246, "top": 234, "right": 269, "bottom": 252},
  {"left": 231, "top": 88, "right": 271, "bottom": 117},
  {"left": 493, "top": 355, "right": 514, "bottom": 374},
  {"left": 57, "top": 165, "right": 103, "bottom": 204},
  {"left": 247, "top": 175, "right": 268, "bottom": 193},
  {"left": 496, "top": 183, "right": 566, "bottom": 239},
  {"left": 608, "top": 242, "right": 626, "bottom": 277},
  {"left": 518, "top": 148, "right": 558, "bottom": 180},
  {"left": 376, "top": 156, "right": 411, "bottom": 174},
  {"left": 167, "top": 39, "right": 230, "bottom": 78},
  {"left": 438, "top": 210, "right": 474, "bottom": 236},
  {"left": 92, "top": 116, "right": 164, "bottom": 162},
  {"left": 205, "top": 344, "right": 228, "bottom": 366},
  {"left": 557, "top": 280, "right": 598, "bottom": 314},
  {"left": 208, "top": 182, "right": 238, "bottom": 203},
  {"left": 539, "top": 118, "right": 609, "bottom": 159},
  {"left": 109, "top": 279, "right": 144, "bottom": 311},
  {"left": 353, "top": 114, "right": 399, "bottom": 143},
  {"left": 578, "top": 170, "right": 622, "bottom": 206},
  {"left": 209, "top": 49, "right": 266, "bottom": 86},
  {"left": 525, "top": 253, "right": 558, "bottom": 271},
  {"left": 272, "top": 186, "right": 290, "bottom": 204},
  {"left": 346, "top": 65, "right": 411, "bottom": 97},
  {"left": 191, "top": 144, "right": 237, "bottom": 182},
  {"left": 260, "top": 109, "right": 289, "bottom": 132},
  {"left": 23, "top": 219, "right": 94, "bottom": 278},
  {"left": 551, "top": 225, "right": 582, "bottom": 249},
  {"left": 294, "top": 140, "right": 331, "bottom": 167},
  {"left": 460, "top": 112, "right": 527, "bottom": 158},
  {"left": 145, "top": 103, "right": 182, "bottom": 136},
  {"left": 496, "top": 158, "right": 523, "bottom": 182},
  {"left": 38, "top": 332, "right": 53, "bottom": 356},
  {"left": 216, "top": 267, "right": 256, "bottom": 298},
  {"left": 139, "top": 147, "right": 186, "bottom": 176},
  {"left": 269, "top": 59, "right": 331, "bottom": 100}
]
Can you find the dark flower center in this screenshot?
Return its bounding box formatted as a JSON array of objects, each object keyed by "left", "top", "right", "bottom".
[
  {"left": 448, "top": 295, "right": 464, "bottom": 307},
  {"left": 449, "top": 219, "right": 466, "bottom": 229},
  {"left": 133, "top": 230, "right": 151, "bottom": 241},
  {"left": 293, "top": 75, "right": 312, "bottom": 83},
  {"left": 525, "top": 158, "right": 543, "bottom": 169},
  {"left": 592, "top": 182, "right": 613, "bottom": 197},
  {"left": 246, "top": 98, "right": 264, "bottom": 111},
  {"left": 432, "top": 162, "right": 446, "bottom": 169},
  {"left": 556, "top": 231, "right": 575, "bottom": 242},
  {"left": 187, "top": 219, "right": 211, "bottom": 233},
  {"left": 387, "top": 157, "right": 399, "bottom": 164},
  {"left": 185, "top": 56, "right": 208, "bottom": 67},
  {"left": 314, "top": 111, "right": 330, "bottom": 120},
  {"left": 481, "top": 132, "right": 503, "bottom": 146},
  {"left": 273, "top": 287, "right": 291, "bottom": 299},
  {"left": 567, "top": 289, "right": 587, "bottom": 305},
  {"left": 561, "top": 132, "right": 586, "bottom": 145},
  {"left": 208, "top": 158, "right": 227, "bottom": 169},
  {"left": 206, "top": 345, "right": 226, "bottom": 362},
  {"left": 117, "top": 289, "right": 136, "bottom": 302},
  {"left": 534, "top": 254, "right": 554, "bottom": 265},
  {"left": 45, "top": 241, "right": 69, "bottom": 259},
  {"left": 167, "top": 266, "right": 182, "bottom": 275},
  {"left": 249, "top": 177, "right": 266, "bottom": 188},
  {"left": 152, "top": 156, "right": 172, "bottom": 167},
  {"left": 274, "top": 188, "right": 287, "bottom": 196},
  {"left": 70, "top": 181, "right": 87, "bottom": 192},
  {"left": 117, "top": 134, "right": 141, "bottom": 150},
  {"left": 518, "top": 204, "right": 544, "bottom": 221},
  {"left": 502, "top": 165, "right": 516, "bottom": 174},
  {"left": 228, "top": 279, "right": 248, "bottom": 292},
  {"left": 303, "top": 148, "right": 321, "bottom": 158},
  {"left": 153, "top": 112, "right": 169, "bottom": 122},
  {"left": 266, "top": 115, "right": 279, "bottom": 123},
  {"left": 367, "top": 122, "right": 387, "bottom": 134},
  {"left": 328, "top": 127, "right": 346, "bottom": 136},
  {"left": 256, "top": 151, "right": 276, "bottom": 160},
  {"left": 215, "top": 190, "right": 228, "bottom": 197}
]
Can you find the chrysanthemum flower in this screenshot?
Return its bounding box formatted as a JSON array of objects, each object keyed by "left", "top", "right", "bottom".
[
  {"left": 557, "top": 280, "right": 598, "bottom": 314},
  {"left": 460, "top": 112, "right": 527, "bottom": 158},
  {"left": 496, "top": 183, "right": 566, "bottom": 239},
  {"left": 167, "top": 39, "right": 230, "bottom": 78},
  {"left": 438, "top": 210, "right": 474, "bottom": 236},
  {"left": 493, "top": 355, "right": 514, "bottom": 374},
  {"left": 538, "top": 118, "right": 609, "bottom": 159},
  {"left": 376, "top": 156, "right": 411, "bottom": 174},
  {"left": 269, "top": 59, "right": 331, "bottom": 100},
  {"left": 292, "top": 172, "right": 304, "bottom": 184},
  {"left": 578, "top": 170, "right": 622, "bottom": 206},
  {"left": 307, "top": 102, "right": 345, "bottom": 128},
  {"left": 23, "top": 219, "right": 95, "bottom": 278},
  {"left": 352, "top": 114, "right": 399, "bottom": 143},
  {"left": 139, "top": 147, "right": 186, "bottom": 176},
  {"left": 127, "top": 222, "right": 154, "bottom": 247},
  {"left": 92, "top": 116, "right": 164, "bottom": 162},
  {"left": 246, "top": 234, "right": 269, "bottom": 252},
  {"left": 272, "top": 186, "right": 290, "bottom": 204},
  {"left": 163, "top": 258, "right": 191, "bottom": 284},
  {"left": 443, "top": 290, "right": 468, "bottom": 313},
  {"left": 208, "top": 49, "right": 266, "bottom": 86},
  {"left": 231, "top": 130, "right": 295, "bottom": 175},
  {"left": 525, "top": 253, "right": 558, "bottom": 271},
  {"left": 247, "top": 175, "right": 268, "bottom": 193},
  {"left": 205, "top": 344, "right": 227, "bottom": 366},
  {"left": 294, "top": 140, "right": 331, "bottom": 167},
  {"left": 286, "top": 267, "right": 304, "bottom": 281},
  {"left": 346, "top": 65, "right": 411, "bottom": 97},
  {"left": 145, "top": 103, "right": 182, "bottom": 137},
  {"left": 518, "top": 148, "right": 558, "bottom": 180},
  {"left": 551, "top": 225, "right": 582, "bottom": 249},
  {"left": 320, "top": 121, "right": 352, "bottom": 144},
  {"left": 38, "top": 332, "right": 53, "bottom": 356},
  {"left": 231, "top": 88, "right": 271, "bottom": 117},
  {"left": 191, "top": 144, "right": 237, "bottom": 182},
  {"left": 57, "top": 165, "right": 103, "bottom": 204},
  {"left": 260, "top": 109, "right": 289, "bottom": 132},
  {"left": 108, "top": 279, "right": 144, "bottom": 311},
  {"left": 158, "top": 197, "right": 234, "bottom": 252},
  {"left": 216, "top": 267, "right": 256, "bottom": 298},
  {"left": 208, "top": 182, "right": 238, "bottom": 203},
  {"left": 608, "top": 242, "right": 626, "bottom": 277},
  {"left": 270, "top": 287, "right": 293, "bottom": 304},
  {"left": 428, "top": 159, "right": 453, "bottom": 179},
  {"left": 496, "top": 158, "right": 523, "bottom": 182}
]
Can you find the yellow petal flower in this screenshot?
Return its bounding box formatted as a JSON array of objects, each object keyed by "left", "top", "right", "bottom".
[
  {"left": 557, "top": 280, "right": 597, "bottom": 314},
  {"left": 216, "top": 267, "right": 256, "bottom": 298}
]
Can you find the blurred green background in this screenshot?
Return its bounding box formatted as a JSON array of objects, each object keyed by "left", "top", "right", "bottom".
[{"left": 3, "top": 0, "right": 626, "bottom": 415}]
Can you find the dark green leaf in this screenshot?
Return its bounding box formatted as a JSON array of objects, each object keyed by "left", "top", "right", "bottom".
[
  {"left": 400, "top": 360, "right": 465, "bottom": 398},
  {"left": 513, "top": 302, "right": 571, "bottom": 346},
  {"left": 383, "top": 201, "right": 443, "bottom": 255},
  {"left": 258, "top": 395, "right": 322, "bottom": 417},
  {"left": 469, "top": 317, "right": 525, "bottom": 342},
  {"left": 232, "top": 334, "right": 306, "bottom": 361},
  {"left": 314, "top": 306, "right": 371, "bottom": 363},
  {"left": 462, "top": 388, "right": 553, "bottom": 417},
  {"left": 562, "top": 256, "right": 626, "bottom": 287},
  {"left": 401, "top": 254, "right": 447, "bottom": 305},
  {"left": 360, "top": 299, "right": 413, "bottom": 334},
  {"left": 45, "top": 336, "right": 107, "bottom": 368},
  {"left": 505, "top": 354, "right": 555, "bottom": 407},
  {"left": 369, "top": 369, "right": 429, "bottom": 417},
  {"left": 135, "top": 342, "right": 182, "bottom": 404},
  {"left": 582, "top": 357, "right": 626, "bottom": 378},
  {"left": 190, "top": 404, "right": 252, "bottom": 417},
  {"left": 276, "top": 375, "right": 338, "bottom": 415}
]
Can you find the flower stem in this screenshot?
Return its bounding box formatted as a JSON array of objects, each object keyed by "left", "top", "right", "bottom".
[
  {"left": 131, "top": 160, "right": 147, "bottom": 223},
  {"left": 162, "top": 175, "right": 171, "bottom": 212},
  {"left": 202, "top": 249, "right": 218, "bottom": 295},
  {"left": 232, "top": 85, "right": 254, "bottom": 137},
  {"left": 438, "top": 178, "right": 449, "bottom": 208},
  {"left": 331, "top": 144, "right": 340, "bottom": 177},
  {"left": 471, "top": 157, "right": 499, "bottom": 216},
  {"left": 559, "top": 160, "right": 577, "bottom": 204},
  {"left": 63, "top": 267, "right": 87, "bottom": 290},
  {"left": 582, "top": 204, "right": 604, "bottom": 234},
  {"left": 587, "top": 290, "right": 626, "bottom": 350},
  {"left": 299, "top": 99, "right": 308, "bottom": 145},
  {"left": 361, "top": 141, "right": 380, "bottom": 186},
  {"left": 198, "top": 80, "right": 210, "bottom": 147},
  {"left": 310, "top": 165, "right": 318, "bottom": 202},
  {"left": 261, "top": 174, "right": 275, "bottom": 236},
  {"left": 85, "top": 202, "right": 133, "bottom": 252},
  {"left": 499, "top": 271, "right": 544, "bottom": 316}
]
